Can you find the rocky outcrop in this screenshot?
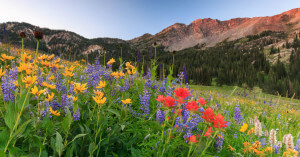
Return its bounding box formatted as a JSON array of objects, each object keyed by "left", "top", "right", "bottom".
[{"left": 129, "top": 8, "right": 300, "bottom": 51}]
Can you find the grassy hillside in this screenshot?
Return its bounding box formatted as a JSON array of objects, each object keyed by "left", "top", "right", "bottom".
[{"left": 0, "top": 42, "right": 299, "bottom": 156}]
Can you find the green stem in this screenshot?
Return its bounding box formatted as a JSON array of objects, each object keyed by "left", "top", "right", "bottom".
[
  {"left": 39, "top": 129, "right": 48, "bottom": 157},
  {"left": 172, "top": 54, "right": 174, "bottom": 71},
  {"left": 154, "top": 46, "right": 157, "bottom": 61},
  {"left": 163, "top": 64, "right": 165, "bottom": 79},
  {"left": 157, "top": 109, "right": 169, "bottom": 156},
  {"left": 35, "top": 40, "right": 39, "bottom": 63},
  {"left": 22, "top": 38, "right": 24, "bottom": 54},
  {"left": 103, "top": 51, "right": 105, "bottom": 66},
  {"left": 187, "top": 144, "right": 193, "bottom": 157},
  {"left": 4, "top": 89, "right": 30, "bottom": 153},
  {"left": 161, "top": 109, "right": 176, "bottom": 156},
  {"left": 200, "top": 131, "right": 219, "bottom": 157}
]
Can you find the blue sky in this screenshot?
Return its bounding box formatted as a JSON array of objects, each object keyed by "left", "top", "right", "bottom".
[{"left": 0, "top": 0, "right": 300, "bottom": 40}]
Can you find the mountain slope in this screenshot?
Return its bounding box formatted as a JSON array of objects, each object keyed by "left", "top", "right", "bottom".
[
  {"left": 130, "top": 8, "right": 300, "bottom": 51},
  {"left": 0, "top": 22, "right": 133, "bottom": 61},
  {"left": 1, "top": 8, "right": 300, "bottom": 55}
]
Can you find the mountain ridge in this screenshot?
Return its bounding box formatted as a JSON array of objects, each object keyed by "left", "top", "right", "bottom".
[
  {"left": 130, "top": 8, "right": 300, "bottom": 51},
  {"left": 1, "top": 8, "right": 300, "bottom": 54}
]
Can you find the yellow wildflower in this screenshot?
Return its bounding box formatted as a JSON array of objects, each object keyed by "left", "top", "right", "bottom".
[
  {"left": 94, "top": 90, "right": 104, "bottom": 97},
  {"left": 45, "top": 93, "right": 54, "bottom": 101},
  {"left": 65, "top": 66, "right": 75, "bottom": 72},
  {"left": 40, "top": 60, "right": 50, "bottom": 67},
  {"left": 31, "top": 86, "right": 46, "bottom": 96},
  {"left": 227, "top": 145, "right": 235, "bottom": 152},
  {"left": 48, "top": 75, "right": 55, "bottom": 81},
  {"left": 73, "top": 96, "right": 78, "bottom": 102},
  {"left": 248, "top": 128, "right": 255, "bottom": 135},
  {"left": 18, "top": 62, "right": 30, "bottom": 72},
  {"left": 42, "top": 82, "right": 56, "bottom": 89},
  {"left": 282, "top": 149, "right": 299, "bottom": 157},
  {"left": 240, "top": 123, "right": 248, "bottom": 132},
  {"left": 107, "top": 58, "right": 115, "bottom": 65},
  {"left": 22, "top": 76, "right": 37, "bottom": 88},
  {"left": 1, "top": 54, "right": 15, "bottom": 61},
  {"left": 67, "top": 95, "right": 78, "bottom": 102},
  {"left": 54, "top": 58, "right": 61, "bottom": 63},
  {"left": 118, "top": 71, "right": 125, "bottom": 78},
  {"left": 252, "top": 141, "right": 261, "bottom": 150},
  {"left": 13, "top": 81, "right": 19, "bottom": 87},
  {"left": 93, "top": 96, "right": 106, "bottom": 105},
  {"left": 111, "top": 71, "right": 119, "bottom": 78},
  {"left": 121, "top": 99, "right": 132, "bottom": 104},
  {"left": 264, "top": 147, "right": 272, "bottom": 153},
  {"left": 47, "top": 54, "right": 55, "bottom": 60},
  {"left": 49, "top": 107, "right": 60, "bottom": 116},
  {"left": 74, "top": 83, "right": 88, "bottom": 93},
  {"left": 21, "top": 53, "right": 31, "bottom": 62},
  {"left": 96, "top": 81, "right": 106, "bottom": 89},
  {"left": 63, "top": 70, "right": 74, "bottom": 77},
  {"left": 0, "top": 67, "right": 5, "bottom": 78},
  {"left": 38, "top": 54, "right": 48, "bottom": 60}
]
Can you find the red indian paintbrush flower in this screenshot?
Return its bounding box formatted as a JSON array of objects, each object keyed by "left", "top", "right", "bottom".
[
  {"left": 212, "top": 114, "right": 228, "bottom": 129},
  {"left": 204, "top": 127, "right": 214, "bottom": 137},
  {"left": 202, "top": 107, "right": 215, "bottom": 122},
  {"left": 198, "top": 97, "right": 207, "bottom": 106},
  {"left": 186, "top": 100, "right": 200, "bottom": 112},
  {"left": 186, "top": 135, "right": 199, "bottom": 143},
  {"left": 155, "top": 95, "right": 164, "bottom": 103},
  {"left": 163, "top": 96, "right": 176, "bottom": 108},
  {"left": 175, "top": 108, "right": 183, "bottom": 116},
  {"left": 174, "top": 87, "right": 189, "bottom": 100}
]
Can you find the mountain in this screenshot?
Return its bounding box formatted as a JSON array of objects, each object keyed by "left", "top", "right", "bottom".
[
  {"left": 1, "top": 8, "right": 300, "bottom": 56},
  {"left": 0, "top": 22, "right": 133, "bottom": 62},
  {"left": 130, "top": 8, "right": 300, "bottom": 51}
]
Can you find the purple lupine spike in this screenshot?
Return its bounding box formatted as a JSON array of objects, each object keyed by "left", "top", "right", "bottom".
[
  {"left": 139, "top": 90, "right": 151, "bottom": 116},
  {"left": 234, "top": 105, "right": 243, "bottom": 124},
  {"left": 60, "top": 94, "right": 68, "bottom": 108},
  {"left": 156, "top": 109, "right": 165, "bottom": 124},
  {"left": 73, "top": 108, "right": 80, "bottom": 121},
  {"left": 183, "top": 66, "right": 188, "bottom": 84},
  {"left": 214, "top": 133, "right": 224, "bottom": 153},
  {"left": 144, "top": 79, "right": 152, "bottom": 89}
]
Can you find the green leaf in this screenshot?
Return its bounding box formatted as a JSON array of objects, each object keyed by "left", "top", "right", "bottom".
[
  {"left": 0, "top": 150, "right": 5, "bottom": 157},
  {"left": 65, "top": 144, "right": 74, "bottom": 157},
  {"left": 17, "top": 89, "right": 29, "bottom": 112},
  {"left": 0, "top": 128, "right": 10, "bottom": 151},
  {"left": 11, "top": 119, "right": 31, "bottom": 139},
  {"left": 88, "top": 142, "right": 95, "bottom": 156},
  {"left": 55, "top": 132, "right": 63, "bottom": 156},
  {"left": 131, "top": 147, "right": 142, "bottom": 157},
  {"left": 107, "top": 109, "right": 120, "bottom": 117},
  {"left": 73, "top": 102, "right": 78, "bottom": 114},
  {"left": 4, "top": 101, "right": 17, "bottom": 130},
  {"left": 120, "top": 125, "right": 125, "bottom": 131},
  {"left": 69, "top": 134, "right": 86, "bottom": 144},
  {"left": 62, "top": 109, "right": 72, "bottom": 133}
]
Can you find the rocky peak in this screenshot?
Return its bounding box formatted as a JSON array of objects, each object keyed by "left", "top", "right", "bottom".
[{"left": 131, "top": 8, "right": 300, "bottom": 51}]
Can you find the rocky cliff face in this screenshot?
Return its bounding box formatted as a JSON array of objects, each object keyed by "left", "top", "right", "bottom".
[{"left": 130, "top": 8, "right": 300, "bottom": 51}]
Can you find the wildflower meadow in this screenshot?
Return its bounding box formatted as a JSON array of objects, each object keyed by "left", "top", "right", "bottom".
[{"left": 0, "top": 31, "right": 299, "bottom": 157}]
